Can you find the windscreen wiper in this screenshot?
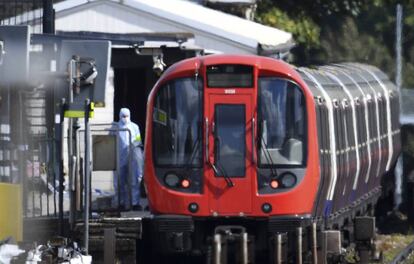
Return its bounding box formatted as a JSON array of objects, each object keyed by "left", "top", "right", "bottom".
[
  {"left": 216, "top": 161, "right": 234, "bottom": 187},
  {"left": 214, "top": 137, "right": 234, "bottom": 187},
  {"left": 206, "top": 155, "right": 234, "bottom": 187},
  {"left": 260, "top": 135, "right": 278, "bottom": 178},
  {"left": 184, "top": 134, "right": 201, "bottom": 169},
  {"left": 205, "top": 118, "right": 234, "bottom": 187}
]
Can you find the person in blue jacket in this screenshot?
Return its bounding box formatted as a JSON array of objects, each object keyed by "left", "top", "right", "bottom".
[{"left": 114, "top": 108, "right": 143, "bottom": 210}]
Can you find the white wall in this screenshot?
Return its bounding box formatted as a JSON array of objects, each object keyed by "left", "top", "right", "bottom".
[{"left": 53, "top": 2, "right": 254, "bottom": 54}]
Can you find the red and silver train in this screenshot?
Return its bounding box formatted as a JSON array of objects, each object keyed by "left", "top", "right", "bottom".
[{"left": 143, "top": 55, "right": 400, "bottom": 262}]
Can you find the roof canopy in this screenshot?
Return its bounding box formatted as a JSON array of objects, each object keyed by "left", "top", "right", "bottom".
[
  {"left": 123, "top": 0, "right": 294, "bottom": 54},
  {"left": 10, "top": 0, "right": 294, "bottom": 56}
]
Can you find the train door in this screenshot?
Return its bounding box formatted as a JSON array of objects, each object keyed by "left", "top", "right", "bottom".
[{"left": 206, "top": 93, "right": 254, "bottom": 215}]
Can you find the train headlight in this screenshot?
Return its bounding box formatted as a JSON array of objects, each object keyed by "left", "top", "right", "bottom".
[
  {"left": 164, "top": 172, "right": 180, "bottom": 187},
  {"left": 280, "top": 172, "right": 296, "bottom": 188}
]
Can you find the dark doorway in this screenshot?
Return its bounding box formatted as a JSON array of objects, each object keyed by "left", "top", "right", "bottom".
[
  {"left": 112, "top": 47, "right": 200, "bottom": 141},
  {"left": 114, "top": 68, "right": 148, "bottom": 139}
]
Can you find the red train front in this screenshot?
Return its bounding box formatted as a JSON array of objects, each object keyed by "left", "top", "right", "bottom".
[{"left": 143, "top": 54, "right": 400, "bottom": 263}]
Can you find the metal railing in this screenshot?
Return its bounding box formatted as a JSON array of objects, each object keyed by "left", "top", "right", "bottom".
[
  {"left": 0, "top": 0, "right": 62, "bottom": 34},
  {"left": 0, "top": 0, "right": 43, "bottom": 33},
  {"left": 76, "top": 123, "right": 135, "bottom": 214},
  {"left": 24, "top": 136, "right": 59, "bottom": 218}
]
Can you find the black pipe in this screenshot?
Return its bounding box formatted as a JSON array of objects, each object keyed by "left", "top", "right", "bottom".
[
  {"left": 59, "top": 98, "right": 65, "bottom": 236},
  {"left": 42, "top": 0, "right": 54, "bottom": 34},
  {"left": 84, "top": 99, "right": 91, "bottom": 253}
]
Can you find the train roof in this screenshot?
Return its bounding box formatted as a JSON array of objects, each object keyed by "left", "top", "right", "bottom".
[
  {"left": 158, "top": 54, "right": 302, "bottom": 84},
  {"left": 156, "top": 54, "right": 397, "bottom": 106},
  {"left": 297, "top": 63, "right": 397, "bottom": 104}
]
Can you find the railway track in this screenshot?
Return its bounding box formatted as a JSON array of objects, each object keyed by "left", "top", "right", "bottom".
[{"left": 390, "top": 239, "right": 414, "bottom": 264}]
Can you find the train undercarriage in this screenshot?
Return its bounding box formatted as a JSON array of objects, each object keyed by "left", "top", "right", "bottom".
[{"left": 141, "top": 188, "right": 381, "bottom": 264}]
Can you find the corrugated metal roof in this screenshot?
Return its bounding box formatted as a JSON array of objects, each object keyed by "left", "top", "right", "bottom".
[
  {"left": 122, "top": 0, "right": 292, "bottom": 51},
  {"left": 206, "top": 0, "right": 256, "bottom": 4},
  {"left": 9, "top": 0, "right": 294, "bottom": 55},
  {"left": 186, "top": 0, "right": 256, "bottom": 3}
]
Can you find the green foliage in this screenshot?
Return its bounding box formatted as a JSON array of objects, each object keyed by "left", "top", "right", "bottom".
[
  {"left": 256, "top": 0, "right": 414, "bottom": 87},
  {"left": 257, "top": 0, "right": 364, "bottom": 21},
  {"left": 258, "top": 7, "right": 320, "bottom": 49},
  {"left": 403, "top": 130, "right": 414, "bottom": 157},
  {"left": 319, "top": 17, "right": 394, "bottom": 71},
  {"left": 377, "top": 234, "right": 414, "bottom": 263}
]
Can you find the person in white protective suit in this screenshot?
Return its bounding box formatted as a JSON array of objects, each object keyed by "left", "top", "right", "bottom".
[{"left": 114, "top": 108, "right": 143, "bottom": 210}]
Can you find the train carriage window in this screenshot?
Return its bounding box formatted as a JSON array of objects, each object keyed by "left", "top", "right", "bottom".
[
  {"left": 333, "top": 101, "right": 342, "bottom": 156},
  {"left": 346, "top": 104, "right": 355, "bottom": 149},
  {"left": 315, "top": 97, "right": 325, "bottom": 156},
  {"left": 323, "top": 104, "right": 331, "bottom": 170},
  {"left": 372, "top": 99, "right": 378, "bottom": 141},
  {"left": 390, "top": 93, "right": 399, "bottom": 131},
  {"left": 366, "top": 98, "right": 372, "bottom": 140},
  {"left": 355, "top": 99, "right": 365, "bottom": 144},
  {"left": 378, "top": 92, "right": 385, "bottom": 138},
  {"left": 368, "top": 98, "right": 376, "bottom": 140},
  {"left": 214, "top": 104, "right": 246, "bottom": 177},
  {"left": 152, "top": 78, "right": 202, "bottom": 167},
  {"left": 258, "top": 77, "right": 306, "bottom": 166}
]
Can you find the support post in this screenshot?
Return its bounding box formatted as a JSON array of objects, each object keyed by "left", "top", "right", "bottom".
[
  {"left": 396, "top": 4, "right": 403, "bottom": 103},
  {"left": 297, "top": 227, "right": 303, "bottom": 264},
  {"left": 241, "top": 232, "right": 248, "bottom": 264},
  {"left": 59, "top": 98, "right": 66, "bottom": 236},
  {"left": 68, "top": 59, "right": 75, "bottom": 233},
  {"left": 104, "top": 228, "right": 116, "bottom": 264},
  {"left": 321, "top": 230, "right": 341, "bottom": 264},
  {"left": 214, "top": 234, "right": 222, "bottom": 264},
  {"left": 83, "top": 99, "right": 91, "bottom": 253},
  {"left": 42, "top": 0, "right": 55, "bottom": 34},
  {"left": 274, "top": 233, "right": 282, "bottom": 264},
  {"left": 312, "top": 222, "right": 318, "bottom": 264}
]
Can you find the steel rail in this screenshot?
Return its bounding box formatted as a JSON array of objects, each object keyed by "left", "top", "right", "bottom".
[{"left": 390, "top": 239, "right": 414, "bottom": 264}]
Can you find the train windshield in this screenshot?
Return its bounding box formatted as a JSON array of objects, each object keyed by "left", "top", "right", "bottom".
[
  {"left": 258, "top": 77, "right": 306, "bottom": 166},
  {"left": 152, "top": 78, "right": 202, "bottom": 167}
]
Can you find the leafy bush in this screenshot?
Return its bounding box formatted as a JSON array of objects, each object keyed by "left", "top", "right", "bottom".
[{"left": 256, "top": 0, "right": 414, "bottom": 87}]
